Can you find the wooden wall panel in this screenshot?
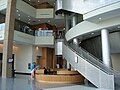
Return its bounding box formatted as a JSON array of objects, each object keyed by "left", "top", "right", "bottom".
[{"left": 39, "top": 47, "right": 55, "bottom": 69}]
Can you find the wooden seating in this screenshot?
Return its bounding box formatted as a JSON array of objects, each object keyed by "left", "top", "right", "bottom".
[
  {"left": 35, "top": 69, "right": 84, "bottom": 84},
  {"left": 57, "top": 70, "right": 79, "bottom": 75},
  {"left": 36, "top": 74, "right": 84, "bottom": 84}
]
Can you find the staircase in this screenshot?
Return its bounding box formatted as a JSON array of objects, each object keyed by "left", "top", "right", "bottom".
[
  {"left": 63, "top": 41, "right": 115, "bottom": 89},
  {"left": 55, "top": 0, "right": 120, "bottom": 89}
]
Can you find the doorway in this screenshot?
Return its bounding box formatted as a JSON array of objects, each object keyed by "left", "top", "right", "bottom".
[{"left": 0, "top": 53, "right": 15, "bottom": 77}]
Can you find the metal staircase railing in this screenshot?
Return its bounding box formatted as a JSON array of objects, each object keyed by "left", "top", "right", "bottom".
[{"left": 64, "top": 39, "right": 120, "bottom": 87}]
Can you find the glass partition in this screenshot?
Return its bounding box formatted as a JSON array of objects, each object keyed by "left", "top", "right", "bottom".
[
  {"left": 35, "top": 30, "right": 53, "bottom": 37},
  {"left": 0, "top": 23, "right": 5, "bottom": 31}
]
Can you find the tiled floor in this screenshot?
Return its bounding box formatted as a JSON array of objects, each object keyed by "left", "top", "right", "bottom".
[
  {"left": 45, "top": 85, "right": 113, "bottom": 90},
  {"left": 0, "top": 75, "right": 118, "bottom": 90},
  {"left": 0, "top": 75, "right": 81, "bottom": 90}
]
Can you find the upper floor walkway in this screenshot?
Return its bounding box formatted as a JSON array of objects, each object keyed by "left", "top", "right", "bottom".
[{"left": 0, "top": 23, "right": 54, "bottom": 45}]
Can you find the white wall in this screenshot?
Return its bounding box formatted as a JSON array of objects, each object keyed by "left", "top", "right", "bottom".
[
  {"left": 0, "top": 44, "right": 35, "bottom": 73},
  {"left": 0, "top": 30, "right": 4, "bottom": 41},
  {"left": 36, "top": 9, "right": 54, "bottom": 18},
  {"left": 111, "top": 53, "right": 120, "bottom": 72},
  {"left": 33, "top": 46, "right": 42, "bottom": 64},
  {"left": 15, "top": 44, "right": 33, "bottom": 73},
  {"left": 35, "top": 36, "right": 54, "bottom": 45},
  {"left": 14, "top": 31, "right": 35, "bottom": 45}
]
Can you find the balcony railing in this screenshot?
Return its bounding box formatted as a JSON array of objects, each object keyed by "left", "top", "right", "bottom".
[
  {"left": 0, "top": 23, "right": 54, "bottom": 37},
  {"left": 35, "top": 30, "right": 53, "bottom": 37}
]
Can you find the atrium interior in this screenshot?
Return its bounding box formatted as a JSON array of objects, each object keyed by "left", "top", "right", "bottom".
[{"left": 0, "top": 0, "right": 120, "bottom": 90}]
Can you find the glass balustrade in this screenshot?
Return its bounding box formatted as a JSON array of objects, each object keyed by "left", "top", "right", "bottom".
[
  {"left": 0, "top": 23, "right": 54, "bottom": 37},
  {"left": 0, "top": 23, "right": 5, "bottom": 31},
  {"left": 35, "top": 30, "right": 53, "bottom": 37}
]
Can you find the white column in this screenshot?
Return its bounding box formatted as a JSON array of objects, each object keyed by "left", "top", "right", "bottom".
[
  {"left": 72, "top": 15, "right": 77, "bottom": 27},
  {"left": 101, "top": 29, "right": 112, "bottom": 67},
  {"left": 65, "top": 14, "right": 70, "bottom": 32},
  {"left": 65, "top": 14, "right": 71, "bottom": 69},
  {"left": 72, "top": 14, "right": 79, "bottom": 46}
]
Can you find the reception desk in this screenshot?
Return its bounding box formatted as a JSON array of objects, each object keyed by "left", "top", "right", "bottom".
[{"left": 35, "top": 69, "right": 84, "bottom": 84}]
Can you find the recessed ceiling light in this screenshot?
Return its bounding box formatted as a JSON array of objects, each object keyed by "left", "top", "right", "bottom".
[
  {"left": 18, "top": 14, "right": 20, "bottom": 16},
  {"left": 62, "top": 13, "right": 64, "bottom": 16},
  {"left": 28, "top": 19, "right": 31, "bottom": 21},
  {"left": 28, "top": 16, "right": 30, "bottom": 17},
  {"left": 16, "top": 10, "right": 19, "bottom": 12},
  {"left": 48, "top": 20, "right": 50, "bottom": 22},
  {"left": 29, "top": 0, "right": 30, "bottom": 1},
  {"left": 91, "top": 33, "right": 94, "bottom": 35},
  {"left": 28, "top": 22, "right": 30, "bottom": 24},
  {"left": 99, "top": 18, "right": 102, "bottom": 20},
  {"left": 118, "top": 26, "right": 120, "bottom": 28},
  {"left": 38, "top": 0, "right": 40, "bottom": 2}
]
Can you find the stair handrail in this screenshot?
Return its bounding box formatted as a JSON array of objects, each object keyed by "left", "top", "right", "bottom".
[{"left": 64, "top": 39, "right": 120, "bottom": 75}]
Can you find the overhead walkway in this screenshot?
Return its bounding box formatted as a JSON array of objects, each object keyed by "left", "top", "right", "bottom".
[{"left": 56, "top": 0, "right": 120, "bottom": 90}]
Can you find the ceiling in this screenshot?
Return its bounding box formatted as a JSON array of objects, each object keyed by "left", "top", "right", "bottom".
[
  {"left": 22, "top": 0, "right": 55, "bottom": 8},
  {"left": 0, "top": 0, "right": 65, "bottom": 29},
  {"left": 15, "top": 9, "right": 65, "bottom": 26}
]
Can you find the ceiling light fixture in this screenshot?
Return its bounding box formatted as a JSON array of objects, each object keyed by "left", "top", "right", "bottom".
[
  {"left": 99, "top": 17, "right": 102, "bottom": 20},
  {"left": 118, "top": 26, "right": 120, "bottom": 28},
  {"left": 18, "top": 14, "right": 20, "bottom": 16},
  {"left": 48, "top": 20, "right": 50, "bottom": 23},
  {"left": 16, "top": 9, "right": 19, "bottom": 12},
  {"left": 91, "top": 33, "right": 94, "bottom": 35},
  {"left": 38, "top": 0, "right": 40, "bottom": 2}
]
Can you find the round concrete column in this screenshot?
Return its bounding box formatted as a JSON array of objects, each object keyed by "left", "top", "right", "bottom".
[
  {"left": 65, "top": 14, "right": 70, "bottom": 32},
  {"left": 72, "top": 14, "right": 79, "bottom": 46},
  {"left": 101, "top": 29, "right": 112, "bottom": 67},
  {"left": 72, "top": 14, "right": 77, "bottom": 27}
]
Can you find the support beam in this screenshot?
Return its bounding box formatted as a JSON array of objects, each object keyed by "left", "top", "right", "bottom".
[
  {"left": 2, "top": 0, "right": 16, "bottom": 78},
  {"left": 101, "top": 29, "right": 112, "bottom": 67}
]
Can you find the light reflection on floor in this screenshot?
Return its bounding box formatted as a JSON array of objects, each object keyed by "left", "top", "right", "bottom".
[
  {"left": 0, "top": 75, "right": 82, "bottom": 90},
  {"left": 0, "top": 75, "right": 116, "bottom": 90}
]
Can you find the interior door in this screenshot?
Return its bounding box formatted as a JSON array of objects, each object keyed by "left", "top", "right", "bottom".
[{"left": 0, "top": 53, "right": 14, "bottom": 77}]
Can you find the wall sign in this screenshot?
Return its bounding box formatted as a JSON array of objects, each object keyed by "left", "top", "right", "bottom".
[{"left": 75, "top": 54, "right": 78, "bottom": 63}]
